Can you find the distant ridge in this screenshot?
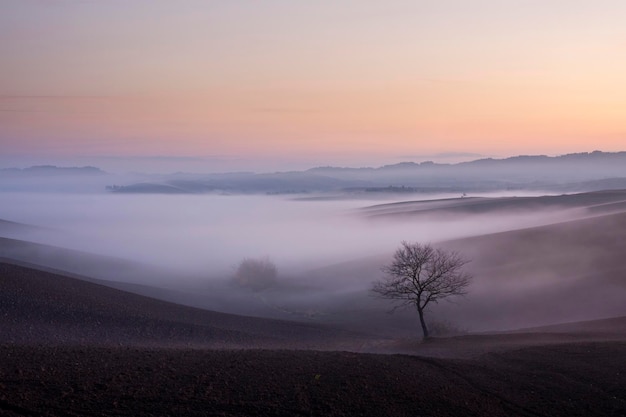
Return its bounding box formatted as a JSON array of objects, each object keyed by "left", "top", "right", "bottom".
[
  {"left": 7, "top": 151, "right": 620, "bottom": 195},
  {"left": 309, "top": 150, "right": 626, "bottom": 172},
  {"left": 0, "top": 165, "right": 106, "bottom": 176},
  {"left": 108, "top": 151, "right": 626, "bottom": 195},
  {"left": 307, "top": 160, "right": 440, "bottom": 173},
  {"left": 5, "top": 151, "right": 626, "bottom": 178}
]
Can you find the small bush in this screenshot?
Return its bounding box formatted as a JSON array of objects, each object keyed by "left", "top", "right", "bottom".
[{"left": 232, "top": 257, "right": 277, "bottom": 292}]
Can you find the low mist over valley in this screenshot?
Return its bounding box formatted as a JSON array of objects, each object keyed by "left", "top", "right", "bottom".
[
  {"left": 4, "top": 157, "right": 626, "bottom": 417},
  {"left": 4, "top": 154, "right": 626, "bottom": 415},
  {"left": 5, "top": 152, "right": 626, "bottom": 416},
  {"left": 3, "top": 154, "right": 626, "bottom": 337}
]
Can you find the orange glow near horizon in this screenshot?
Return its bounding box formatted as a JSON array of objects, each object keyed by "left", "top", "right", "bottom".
[{"left": 1, "top": 1, "right": 625, "bottom": 167}]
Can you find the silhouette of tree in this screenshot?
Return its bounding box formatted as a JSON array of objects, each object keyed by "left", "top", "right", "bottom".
[{"left": 372, "top": 241, "right": 472, "bottom": 339}]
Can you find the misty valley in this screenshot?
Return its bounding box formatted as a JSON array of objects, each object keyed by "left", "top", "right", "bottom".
[
  {"left": 3, "top": 185, "right": 626, "bottom": 336},
  {"left": 2, "top": 161, "right": 626, "bottom": 416}
]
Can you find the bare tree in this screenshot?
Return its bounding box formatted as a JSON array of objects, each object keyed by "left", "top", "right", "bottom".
[
  {"left": 232, "top": 257, "right": 277, "bottom": 292},
  {"left": 372, "top": 241, "right": 472, "bottom": 340}
]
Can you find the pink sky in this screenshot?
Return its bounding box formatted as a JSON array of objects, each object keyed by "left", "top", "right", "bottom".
[{"left": 1, "top": 1, "right": 625, "bottom": 172}]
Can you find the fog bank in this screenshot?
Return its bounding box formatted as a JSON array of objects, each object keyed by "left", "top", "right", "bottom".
[
  {"left": 0, "top": 192, "right": 574, "bottom": 278},
  {"left": 4, "top": 190, "right": 625, "bottom": 335}
]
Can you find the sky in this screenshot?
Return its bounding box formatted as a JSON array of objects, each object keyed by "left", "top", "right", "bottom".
[{"left": 1, "top": 0, "right": 625, "bottom": 172}]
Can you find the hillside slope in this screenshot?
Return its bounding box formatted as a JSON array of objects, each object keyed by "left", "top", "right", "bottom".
[{"left": 0, "top": 262, "right": 365, "bottom": 350}]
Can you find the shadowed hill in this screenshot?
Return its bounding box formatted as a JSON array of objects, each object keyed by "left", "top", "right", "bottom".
[
  {"left": 0, "top": 235, "right": 179, "bottom": 289},
  {"left": 2, "top": 257, "right": 626, "bottom": 415},
  {"left": 2, "top": 263, "right": 626, "bottom": 416},
  {"left": 0, "top": 262, "right": 367, "bottom": 350},
  {"left": 510, "top": 315, "right": 626, "bottom": 334},
  {"left": 0, "top": 218, "right": 42, "bottom": 234},
  {"left": 447, "top": 208, "right": 626, "bottom": 282},
  {"left": 300, "top": 203, "right": 626, "bottom": 335},
  {"left": 434, "top": 208, "right": 626, "bottom": 330},
  {"left": 361, "top": 189, "right": 626, "bottom": 219}
]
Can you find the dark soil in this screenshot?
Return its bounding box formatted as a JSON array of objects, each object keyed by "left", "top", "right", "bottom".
[
  {"left": 1, "top": 343, "right": 625, "bottom": 417},
  {"left": 0, "top": 262, "right": 366, "bottom": 350},
  {"left": 2, "top": 262, "right": 626, "bottom": 416}
]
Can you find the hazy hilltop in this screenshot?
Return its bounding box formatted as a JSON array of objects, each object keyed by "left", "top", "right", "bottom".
[
  {"left": 108, "top": 151, "right": 626, "bottom": 195},
  {"left": 310, "top": 151, "right": 626, "bottom": 181},
  {"left": 4, "top": 151, "right": 626, "bottom": 195},
  {"left": 0, "top": 165, "right": 106, "bottom": 177}
]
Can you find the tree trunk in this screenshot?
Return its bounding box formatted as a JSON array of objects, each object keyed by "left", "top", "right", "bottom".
[{"left": 417, "top": 307, "right": 429, "bottom": 339}]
